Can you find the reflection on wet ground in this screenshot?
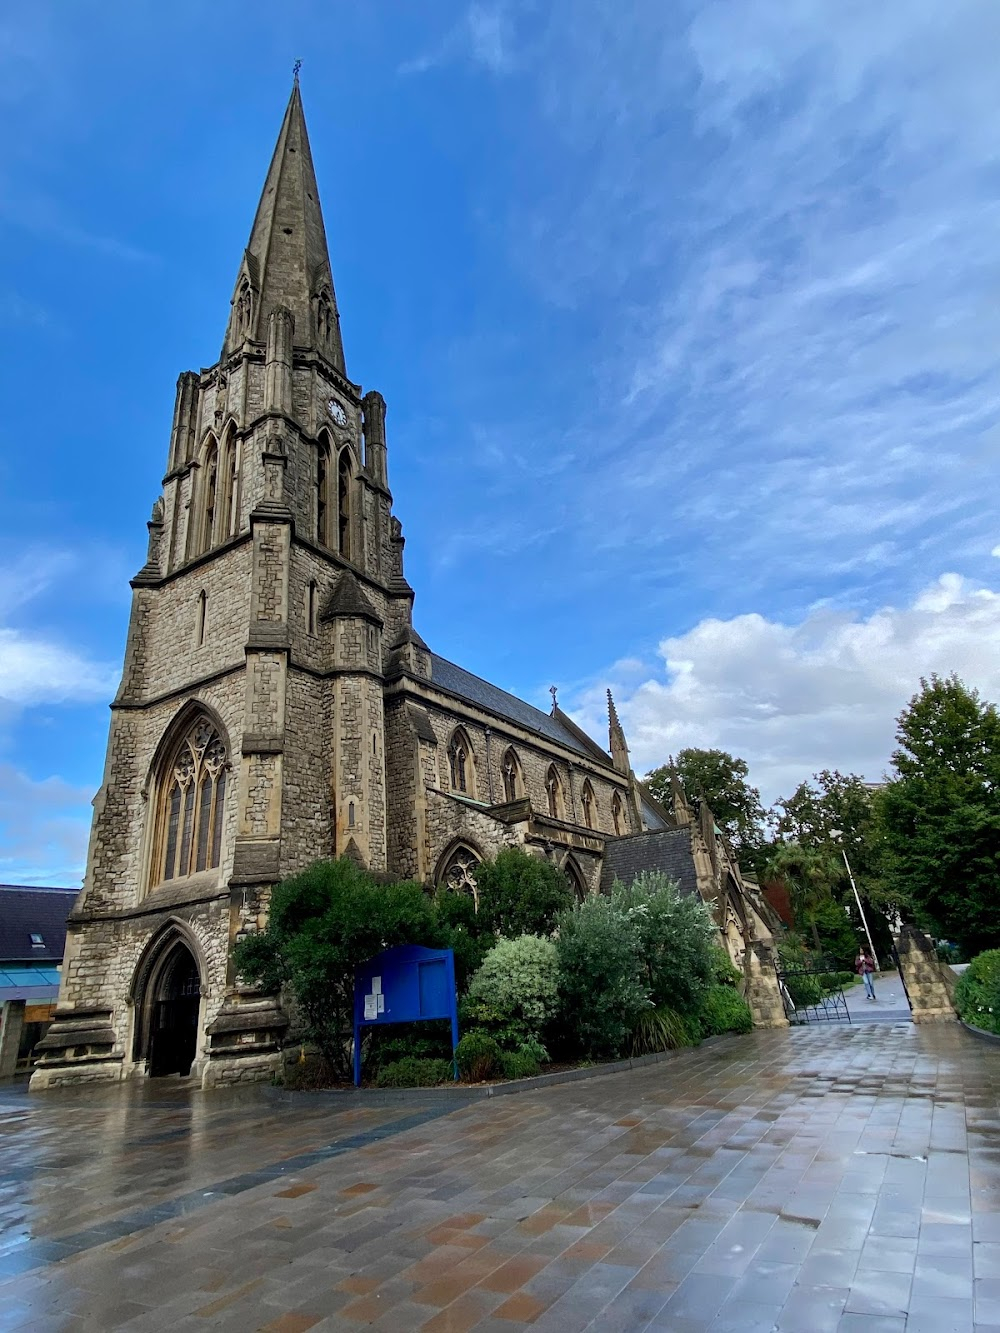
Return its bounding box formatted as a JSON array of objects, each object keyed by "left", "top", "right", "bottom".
[{"left": 1, "top": 1019, "right": 997, "bottom": 1331}]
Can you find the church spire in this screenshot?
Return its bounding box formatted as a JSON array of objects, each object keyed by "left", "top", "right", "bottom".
[{"left": 223, "top": 80, "right": 345, "bottom": 371}]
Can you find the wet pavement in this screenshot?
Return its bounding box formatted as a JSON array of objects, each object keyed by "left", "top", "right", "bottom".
[{"left": 1, "top": 1017, "right": 997, "bottom": 1332}]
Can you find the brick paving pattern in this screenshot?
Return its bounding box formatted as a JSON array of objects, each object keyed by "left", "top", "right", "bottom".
[{"left": 1, "top": 1017, "right": 997, "bottom": 1331}]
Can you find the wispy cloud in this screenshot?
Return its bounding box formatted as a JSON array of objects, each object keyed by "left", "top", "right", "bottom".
[
  {"left": 399, "top": 3, "right": 515, "bottom": 77},
  {"left": 0, "top": 764, "right": 91, "bottom": 888}
]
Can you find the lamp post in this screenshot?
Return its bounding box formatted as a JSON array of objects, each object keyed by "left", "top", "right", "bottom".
[{"left": 830, "top": 830, "right": 879, "bottom": 973}]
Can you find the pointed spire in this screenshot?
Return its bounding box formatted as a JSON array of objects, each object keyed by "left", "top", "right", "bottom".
[
  {"left": 608, "top": 689, "right": 630, "bottom": 775},
  {"left": 223, "top": 80, "right": 345, "bottom": 370}
]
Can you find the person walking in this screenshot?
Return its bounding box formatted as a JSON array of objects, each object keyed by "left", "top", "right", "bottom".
[{"left": 855, "top": 947, "right": 877, "bottom": 1000}]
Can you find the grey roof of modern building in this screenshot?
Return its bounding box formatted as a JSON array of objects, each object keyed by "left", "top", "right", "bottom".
[
  {"left": 0, "top": 885, "right": 77, "bottom": 963},
  {"left": 599, "top": 828, "right": 699, "bottom": 898},
  {"left": 429, "top": 654, "right": 598, "bottom": 759}
]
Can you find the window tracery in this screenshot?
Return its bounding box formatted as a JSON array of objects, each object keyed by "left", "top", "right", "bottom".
[
  {"left": 198, "top": 439, "right": 218, "bottom": 555},
  {"left": 612, "top": 791, "right": 624, "bottom": 836},
  {"left": 151, "top": 717, "right": 228, "bottom": 887},
  {"left": 219, "top": 425, "right": 238, "bottom": 540},
  {"left": 439, "top": 845, "right": 481, "bottom": 906}
]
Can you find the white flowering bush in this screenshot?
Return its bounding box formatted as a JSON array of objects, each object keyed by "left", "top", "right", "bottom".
[
  {"left": 463, "top": 934, "right": 560, "bottom": 1051},
  {"left": 955, "top": 950, "right": 1000, "bottom": 1035}
]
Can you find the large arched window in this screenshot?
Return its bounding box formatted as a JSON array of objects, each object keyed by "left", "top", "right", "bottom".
[
  {"left": 565, "top": 858, "right": 587, "bottom": 902},
  {"left": 338, "top": 448, "right": 352, "bottom": 558},
  {"left": 218, "top": 424, "right": 238, "bottom": 541},
  {"left": 581, "top": 780, "right": 596, "bottom": 830},
  {"left": 501, "top": 748, "right": 522, "bottom": 804},
  {"left": 546, "top": 765, "right": 565, "bottom": 820},
  {"left": 437, "top": 843, "right": 481, "bottom": 907},
  {"left": 612, "top": 791, "right": 625, "bottom": 836},
  {"left": 151, "top": 715, "right": 228, "bottom": 887},
  {"left": 196, "top": 436, "right": 218, "bottom": 556},
  {"left": 448, "top": 727, "right": 475, "bottom": 796},
  {"left": 316, "top": 434, "right": 332, "bottom": 545}
]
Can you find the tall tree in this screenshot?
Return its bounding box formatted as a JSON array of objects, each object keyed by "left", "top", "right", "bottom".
[
  {"left": 879, "top": 675, "right": 1000, "bottom": 955},
  {"left": 773, "top": 770, "right": 884, "bottom": 902},
  {"left": 645, "top": 748, "right": 766, "bottom": 864}
]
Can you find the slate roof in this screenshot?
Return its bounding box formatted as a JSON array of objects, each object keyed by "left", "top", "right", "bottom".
[
  {"left": 429, "top": 654, "right": 597, "bottom": 759},
  {"left": 0, "top": 885, "right": 77, "bottom": 963},
  {"left": 599, "top": 828, "right": 699, "bottom": 898}
]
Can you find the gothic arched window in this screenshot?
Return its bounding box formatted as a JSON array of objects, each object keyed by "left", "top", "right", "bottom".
[
  {"left": 565, "top": 859, "right": 587, "bottom": 902},
  {"left": 151, "top": 716, "right": 228, "bottom": 887},
  {"left": 218, "top": 425, "right": 238, "bottom": 540},
  {"left": 316, "top": 435, "right": 332, "bottom": 545},
  {"left": 546, "top": 765, "right": 565, "bottom": 820},
  {"left": 612, "top": 791, "right": 625, "bottom": 836},
  {"left": 501, "top": 748, "right": 522, "bottom": 804},
  {"left": 448, "top": 728, "right": 475, "bottom": 795},
  {"left": 235, "top": 279, "right": 252, "bottom": 339},
  {"left": 581, "top": 780, "right": 595, "bottom": 830},
  {"left": 438, "top": 844, "right": 481, "bottom": 907},
  {"left": 338, "top": 448, "right": 352, "bottom": 558},
  {"left": 197, "top": 437, "right": 218, "bottom": 555}
]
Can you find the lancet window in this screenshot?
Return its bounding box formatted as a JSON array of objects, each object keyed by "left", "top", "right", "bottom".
[
  {"left": 197, "top": 437, "right": 218, "bottom": 556},
  {"left": 546, "top": 765, "right": 565, "bottom": 820},
  {"left": 218, "top": 425, "right": 238, "bottom": 540},
  {"left": 151, "top": 716, "right": 228, "bottom": 887},
  {"left": 581, "top": 780, "right": 595, "bottom": 830},
  {"left": 501, "top": 748, "right": 522, "bottom": 804},
  {"left": 338, "top": 449, "right": 352, "bottom": 558},
  {"left": 316, "top": 435, "right": 332, "bottom": 545},
  {"left": 448, "top": 728, "right": 474, "bottom": 795},
  {"left": 612, "top": 791, "right": 625, "bottom": 836}
]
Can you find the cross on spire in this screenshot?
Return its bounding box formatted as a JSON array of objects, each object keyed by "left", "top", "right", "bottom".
[{"left": 549, "top": 685, "right": 559, "bottom": 712}]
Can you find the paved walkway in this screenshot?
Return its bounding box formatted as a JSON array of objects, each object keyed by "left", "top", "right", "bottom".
[{"left": 1, "top": 1019, "right": 997, "bottom": 1332}]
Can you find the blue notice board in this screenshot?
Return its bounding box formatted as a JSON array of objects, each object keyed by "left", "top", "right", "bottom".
[{"left": 353, "top": 944, "right": 459, "bottom": 1086}]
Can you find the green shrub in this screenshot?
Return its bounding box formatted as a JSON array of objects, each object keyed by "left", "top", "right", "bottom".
[
  {"left": 709, "top": 947, "right": 744, "bottom": 987},
  {"left": 698, "top": 984, "right": 753, "bottom": 1036},
  {"left": 955, "top": 950, "right": 1000, "bottom": 1034},
  {"left": 233, "top": 858, "right": 441, "bottom": 1081},
  {"left": 455, "top": 1030, "right": 503, "bottom": 1082},
  {"left": 631, "top": 1005, "right": 696, "bottom": 1056},
  {"left": 554, "top": 895, "right": 649, "bottom": 1061},
  {"left": 936, "top": 940, "right": 963, "bottom": 965},
  {"left": 374, "top": 1057, "right": 453, "bottom": 1088},
  {"left": 611, "top": 872, "right": 717, "bottom": 1015},
  {"left": 474, "top": 848, "right": 576, "bottom": 938},
  {"left": 464, "top": 934, "right": 560, "bottom": 1049},
  {"left": 366, "top": 1020, "right": 453, "bottom": 1072},
  {"left": 500, "top": 1049, "right": 542, "bottom": 1080}
]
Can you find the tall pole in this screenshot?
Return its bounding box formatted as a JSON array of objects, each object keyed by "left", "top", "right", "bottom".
[{"left": 841, "top": 846, "right": 879, "bottom": 974}]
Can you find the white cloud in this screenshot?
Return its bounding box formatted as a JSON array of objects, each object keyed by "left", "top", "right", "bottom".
[
  {"left": 0, "top": 764, "right": 91, "bottom": 888},
  {"left": 0, "top": 628, "right": 115, "bottom": 705},
  {"left": 567, "top": 572, "right": 1000, "bottom": 805}
]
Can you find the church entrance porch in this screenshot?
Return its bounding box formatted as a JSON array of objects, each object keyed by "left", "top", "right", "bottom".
[{"left": 133, "top": 936, "right": 203, "bottom": 1079}]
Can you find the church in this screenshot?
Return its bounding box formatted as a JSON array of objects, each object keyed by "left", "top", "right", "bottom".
[{"left": 31, "top": 84, "right": 784, "bottom": 1091}]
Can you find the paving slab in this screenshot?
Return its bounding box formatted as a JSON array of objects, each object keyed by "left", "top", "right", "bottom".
[{"left": 0, "top": 1019, "right": 996, "bottom": 1330}]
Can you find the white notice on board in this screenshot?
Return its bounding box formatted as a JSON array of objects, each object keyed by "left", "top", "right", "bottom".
[
  {"left": 364, "top": 995, "right": 377, "bottom": 1020},
  {"left": 377, "top": 993, "right": 385, "bottom": 1014},
  {"left": 371, "top": 976, "right": 382, "bottom": 996}
]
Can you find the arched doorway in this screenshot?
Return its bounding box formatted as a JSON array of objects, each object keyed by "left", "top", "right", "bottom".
[{"left": 139, "top": 939, "right": 202, "bottom": 1077}]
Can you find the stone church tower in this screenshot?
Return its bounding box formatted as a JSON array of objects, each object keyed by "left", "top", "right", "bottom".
[
  {"left": 32, "top": 83, "right": 787, "bottom": 1090},
  {"left": 33, "top": 81, "right": 414, "bottom": 1088}
]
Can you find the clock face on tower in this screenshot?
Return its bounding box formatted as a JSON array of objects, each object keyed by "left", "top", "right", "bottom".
[{"left": 327, "top": 397, "right": 348, "bottom": 427}]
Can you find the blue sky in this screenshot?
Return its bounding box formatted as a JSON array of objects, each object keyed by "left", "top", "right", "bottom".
[{"left": 3, "top": 1, "right": 1000, "bottom": 884}]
